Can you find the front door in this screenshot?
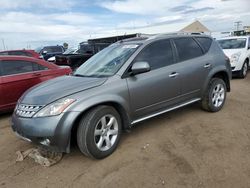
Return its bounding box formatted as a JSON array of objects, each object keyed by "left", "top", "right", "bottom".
[{"left": 126, "top": 39, "right": 181, "bottom": 120}]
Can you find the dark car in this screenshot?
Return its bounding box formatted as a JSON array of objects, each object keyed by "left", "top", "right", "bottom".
[
  {"left": 0, "top": 50, "right": 41, "bottom": 59},
  {"left": 55, "top": 34, "right": 144, "bottom": 70},
  {"left": 35, "top": 46, "right": 65, "bottom": 61},
  {"left": 12, "top": 34, "right": 231, "bottom": 159},
  {"left": 0, "top": 56, "right": 71, "bottom": 112},
  {"left": 55, "top": 43, "right": 109, "bottom": 70}
]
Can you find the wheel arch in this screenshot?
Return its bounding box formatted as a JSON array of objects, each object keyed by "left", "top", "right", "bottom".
[
  {"left": 69, "top": 99, "right": 131, "bottom": 152},
  {"left": 203, "top": 68, "right": 231, "bottom": 95}
]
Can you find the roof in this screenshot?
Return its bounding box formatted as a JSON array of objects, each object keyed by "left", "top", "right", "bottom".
[
  {"left": 180, "top": 20, "right": 210, "bottom": 33},
  {"left": 118, "top": 33, "right": 211, "bottom": 45},
  {"left": 217, "top": 36, "right": 249, "bottom": 40}
]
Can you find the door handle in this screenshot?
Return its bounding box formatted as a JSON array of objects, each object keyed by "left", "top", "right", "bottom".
[
  {"left": 169, "top": 72, "right": 179, "bottom": 78},
  {"left": 204, "top": 63, "right": 211, "bottom": 68}
]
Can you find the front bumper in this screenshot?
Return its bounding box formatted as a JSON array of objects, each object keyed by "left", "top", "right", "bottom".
[{"left": 11, "top": 111, "right": 81, "bottom": 153}]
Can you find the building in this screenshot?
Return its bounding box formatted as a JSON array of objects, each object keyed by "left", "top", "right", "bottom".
[{"left": 180, "top": 20, "right": 211, "bottom": 34}]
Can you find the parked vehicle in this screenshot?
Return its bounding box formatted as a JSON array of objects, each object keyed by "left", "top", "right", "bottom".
[
  {"left": 12, "top": 34, "right": 231, "bottom": 159},
  {"left": 35, "top": 45, "right": 65, "bottom": 61},
  {"left": 0, "top": 50, "right": 41, "bottom": 59},
  {"left": 55, "top": 34, "right": 145, "bottom": 70},
  {"left": 217, "top": 36, "right": 250, "bottom": 78},
  {"left": 47, "top": 56, "right": 56, "bottom": 63},
  {"left": 0, "top": 56, "right": 71, "bottom": 112},
  {"left": 55, "top": 47, "right": 84, "bottom": 69}
]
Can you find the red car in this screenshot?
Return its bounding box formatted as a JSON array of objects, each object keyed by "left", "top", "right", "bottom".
[
  {"left": 0, "top": 56, "right": 72, "bottom": 112},
  {"left": 0, "top": 50, "right": 41, "bottom": 59}
]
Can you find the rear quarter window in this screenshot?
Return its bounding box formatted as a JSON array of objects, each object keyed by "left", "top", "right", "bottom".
[
  {"left": 195, "top": 37, "right": 212, "bottom": 53},
  {"left": 174, "top": 37, "right": 203, "bottom": 62}
]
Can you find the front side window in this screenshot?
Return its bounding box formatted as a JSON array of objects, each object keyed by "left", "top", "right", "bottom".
[
  {"left": 217, "top": 38, "right": 247, "bottom": 49},
  {"left": 74, "top": 43, "right": 140, "bottom": 77},
  {"left": 133, "top": 39, "right": 174, "bottom": 70},
  {"left": 174, "top": 37, "right": 203, "bottom": 62},
  {"left": 1, "top": 60, "right": 33, "bottom": 76}
]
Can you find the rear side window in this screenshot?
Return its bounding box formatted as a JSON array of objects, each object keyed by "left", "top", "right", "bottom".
[
  {"left": 0, "top": 52, "right": 9, "bottom": 55},
  {"left": 134, "top": 39, "right": 174, "bottom": 70},
  {"left": 1, "top": 60, "right": 33, "bottom": 76},
  {"left": 196, "top": 37, "right": 212, "bottom": 53},
  {"left": 8, "top": 51, "right": 27, "bottom": 56},
  {"left": 174, "top": 38, "right": 203, "bottom": 62},
  {"left": 33, "top": 63, "right": 49, "bottom": 71}
]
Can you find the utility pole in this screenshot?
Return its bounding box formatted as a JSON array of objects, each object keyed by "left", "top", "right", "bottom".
[
  {"left": 2, "top": 39, "right": 6, "bottom": 50},
  {"left": 234, "top": 21, "right": 242, "bottom": 31}
]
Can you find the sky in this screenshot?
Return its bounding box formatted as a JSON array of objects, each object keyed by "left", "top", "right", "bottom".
[{"left": 0, "top": 0, "right": 249, "bottom": 50}]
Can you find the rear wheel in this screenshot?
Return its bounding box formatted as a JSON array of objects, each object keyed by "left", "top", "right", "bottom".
[
  {"left": 201, "top": 78, "right": 227, "bottom": 112},
  {"left": 77, "top": 105, "right": 122, "bottom": 159},
  {"left": 239, "top": 60, "right": 248, "bottom": 78}
]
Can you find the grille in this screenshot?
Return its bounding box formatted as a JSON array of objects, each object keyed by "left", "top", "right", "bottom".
[{"left": 16, "top": 104, "right": 43, "bottom": 118}]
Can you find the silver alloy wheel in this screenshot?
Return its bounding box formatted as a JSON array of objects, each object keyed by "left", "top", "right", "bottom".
[
  {"left": 212, "top": 83, "right": 225, "bottom": 108},
  {"left": 94, "top": 115, "right": 119, "bottom": 151},
  {"left": 243, "top": 62, "right": 248, "bottom": 77}
]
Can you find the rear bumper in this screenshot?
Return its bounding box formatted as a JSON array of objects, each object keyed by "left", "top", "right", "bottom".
[{"left": 11, "top": 111, "right": 81, "bottom": 153}]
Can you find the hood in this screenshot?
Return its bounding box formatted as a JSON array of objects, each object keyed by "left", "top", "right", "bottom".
[
  {"left": 21, "top": 76, "right": 107, "bottom": 105},
  {"left": 222, "top": 49, "right": 243, "bottom": 58}
]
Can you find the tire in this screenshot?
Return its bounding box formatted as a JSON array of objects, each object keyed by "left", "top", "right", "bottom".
[
  {"left": 201, "top": 78, "right": 227, "bottom": 112},
  {"left": 77, "top": 105, "right": 122, "bottom": 159},
  {"left": 239, "top": 60, "right": 248, "bottom": 78}
]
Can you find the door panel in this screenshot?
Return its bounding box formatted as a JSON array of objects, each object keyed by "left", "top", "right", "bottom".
[
  {"left": 126, "top": 65, "right": 181, "bottom": 120},
  {"left": 173, "top": 37, "right": 211, "bottom": 99},
  {"left": 2, "top": 74, "right": 34, "bottom": 109}
]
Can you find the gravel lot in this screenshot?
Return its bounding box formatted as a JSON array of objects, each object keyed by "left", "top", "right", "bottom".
[{"left": 0, "top": 76, "right": 250, "bottom": 188}]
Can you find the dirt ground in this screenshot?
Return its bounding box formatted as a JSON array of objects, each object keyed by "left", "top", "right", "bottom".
[{"left": 0, "top": 76, "right": 250, "bottom": 188}]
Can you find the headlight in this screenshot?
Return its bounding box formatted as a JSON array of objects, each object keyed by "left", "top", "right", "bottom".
[
  {"left": 231, "top": 52, "right": 241, "bottom": 63},
  {"left": 34, "top": 98, "right": 76, "bottom": 117}
]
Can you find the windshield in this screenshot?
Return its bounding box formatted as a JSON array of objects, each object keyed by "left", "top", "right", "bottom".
[
  {"left": 74, "top": 43, "right": 140, "bottom": 77},
  {"left": 35, "top": 47, "right": 42, "bottom": 53},
  {"left": 217, "top": 39, "right": 246, "bottom": 49},
  {"left": 63, "top": 48, "right": 78, "bottom": 54}
]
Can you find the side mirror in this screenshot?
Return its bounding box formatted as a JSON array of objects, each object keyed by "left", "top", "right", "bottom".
[
  {"left": 131, "top": 61, "right": 150, "bottom": 75},
  {"left": 42, "top": 50, "right": 48, "bottom": 55}
]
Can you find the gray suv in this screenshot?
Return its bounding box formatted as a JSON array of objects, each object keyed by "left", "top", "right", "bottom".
[{"left": 12, "top": 34, "right": 232, "bottom": 159}]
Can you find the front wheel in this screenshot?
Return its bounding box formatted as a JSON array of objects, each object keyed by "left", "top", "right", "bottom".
[
  {"left": 201, "top": 78, "right": 227, "bottom": 112},
  {"left": 77, "top": 105, "right": 122, "bottom": 159},
  {"left": 239, "top": 60, "right": 248, "bottom": 78}
]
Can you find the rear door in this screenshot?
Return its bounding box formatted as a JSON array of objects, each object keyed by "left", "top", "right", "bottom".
[
  {"left": 0, "top": 61, "right": 4, "bottom": 110},
  {"left": 1, "top": 60, "right": 35, "bottom": 109},
  {"left": 126, "top": 39, "right": 181, "bottom": 120},
  {"left": 172, "top": 37, "right": 212, "bottom": 100},
  {"left": 31, "top": 60, "right": 56, "bottom": 84}
]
